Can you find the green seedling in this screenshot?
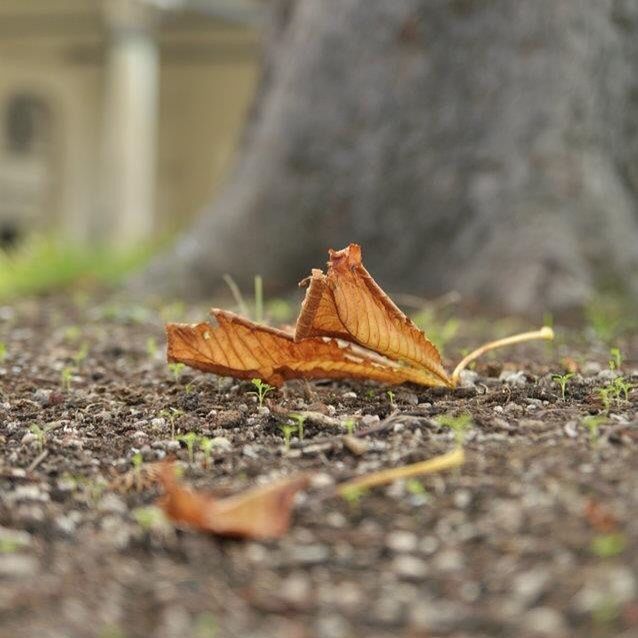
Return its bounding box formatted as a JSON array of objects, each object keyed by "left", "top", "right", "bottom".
[
  {"left": 72, "top": 342, "right": 89, "bottom": 368},
  {"left": 29, "top": 423, "right": 55, "bottom": 452},
  {"left": 611, "top": 376, "right": 633, "bottom": 402},
  {"left": 342, "top": 418, "right": 357, "bottom": 436},
  {"left": 131, "top": 451, "right": 143, "bottom": 477},
  {"left": 178, "top": 432, "right": 199, "bottom": 463},
  {"left": 552, "top": 372, "right": 574, "bottom": 400},
  {"left": 279, "top": 423, "right": 298, "bottom": 452},
  {"left": 0, "top": 341, "right": 6, "bottom": 362},
  {"left": 582, "top": 415, "right": 606, "bottom": 444},
  {"left": 340, "top": 485, "right": 366, "bottom": 509},
  {"left": 199, "top": 437, "right": 215, "bottom": 467},
  {"left": 60, "top": 365, "right": 75, "bottom": 391},
  {"left": 146, "top": 336, "right": 158, "bottom": 358},
  {"left": 590, "top": 532, "right": 626, "bottom": 558},
  {"left": 254, "top": 274, "right": 263, "bottom": 323},
  {"left": 436, "top": 411, "right": 472, "bottom": 446},
  {"left": 387, "top": 390, "right": 396, "bottom": 408},
  {"left": 184, "top": 382, "right": 194, "bottom": 394},
  {"left": 249, "top": 378, "right": 274, "bottom": 408},
  {"left": 159, "top": 407, "right": 184, "bottom": 438},
  {"left": 222, "top": 274, "right": 249, "bottom": 317},
  {"left": 168, "top": 362, "right": 186, "bottom": 382},
  {"left": 598, "top": 386, "right": 612, "bottom": 412},
  {"left": 406, "top": 479, "right": 427, "bottom": 496},
  {"left": 608, "top": 347, "right": 622, "bottom": 371},
  {"left": 132, "top": 506, "right": 167, "bottom": 533},
  {"left": 287, "top": 413, "right": 307, "bottom": 442}
]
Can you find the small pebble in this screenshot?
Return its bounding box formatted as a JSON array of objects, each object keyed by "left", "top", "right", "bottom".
[
  {"left": 392, "top": 554, "right": 428, "bottom": 580},
  {"left": 386, "top": 530, "right": 418, "bottom": 553}
]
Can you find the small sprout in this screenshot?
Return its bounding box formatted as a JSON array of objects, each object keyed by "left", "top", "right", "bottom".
[
  {"left": 279, "top": 423, "right": 298, "bottom": 452},
  {"left": 160, "top": 407, "right": 184, "bottom": 438},
  {"left": 146, "top": 336, "right": 158, "bottom": 358},
  {"left": 340, "top": 485, "right": 366, "bottom": 508},
  {"left": 406, "top": 479, "right": 427, "bottom": 496},
  {"left": 387, "top": 390, "right": 396, "bottom": 408},
  {"left": 590, "top": 532, "right": 626, "bottom": 558},
  {"left": 598, "top": 386, "right": 612, "bottom": 412},
  {"left": 0, "top": 341, "right": 7, "bottom": 362},
  {"left": 365, "top": 389, "right": 376, "bottom": 399},
  {"left": 72, "top": 342, "right": 89, "bottom": 368},
  {"left": 436, "top": 411, "right": 472, "bottom": 446},
  {"left": 184, "top": 382, "right": 194, "bottom": 394},
  {"left": 178, "top": 432, "right": 200, "bottom": 463},
  {"left": 552, "top": 372, "right": 574, "bottom": 400},
  {"left": 342, "top": 418, "right": 357, "bottom": 436},
  {"left": 287, "top": 413, "right": 307, "bottom": 442},
  {"left": 168, "top": 362, "right": 186, "bottom": 382},
  {"left": 249, "top": 378, "right": 274, "bottom": 408},
  {"left": 132, "top": 506, "right": 167, "bottom": 533},
  {"left": 199, "top": 437, "right": 216, "bottom": 467},
  {"left": 254, "top": 274, "right": 264, "bottom": 323},
  {"left": 608, "top": 347, "right": 622, "bottom": 371},
  {"left": 582, "top": 415, "right": 606, "bottom": 444},
  {"left": 29, "top": 423, "right": 51, "bottom": 452},
  {"left": 611, "top": 376, "right": 633, "bottom": 402},
  {"left": 60, "top": 365, "right": 75, "bottom": 391},
  {"left": 131, "top": 451, "right": 144, "bottom": 475}
]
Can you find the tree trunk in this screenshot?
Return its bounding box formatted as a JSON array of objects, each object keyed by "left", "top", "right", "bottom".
[{"left": 142, "top": 0, "right": 638, "bottom": 316}]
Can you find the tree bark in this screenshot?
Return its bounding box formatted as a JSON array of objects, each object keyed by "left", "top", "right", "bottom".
[{"left": 142, "top": 0, "right": 638, "bottom": 316}]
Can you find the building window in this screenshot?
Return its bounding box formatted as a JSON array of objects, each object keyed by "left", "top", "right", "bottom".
[{"left": 5, "top": 93, "right": 50, "bottom": 155}]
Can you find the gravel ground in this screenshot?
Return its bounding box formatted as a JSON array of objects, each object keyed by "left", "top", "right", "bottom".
[{"left": 0, "top": 295, "right": 637, "bottom": 638}]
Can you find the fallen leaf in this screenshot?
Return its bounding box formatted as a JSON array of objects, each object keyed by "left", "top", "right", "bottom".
[
  {"left": 166, "top": 309, "right": 446, "bottom": 388},
  {"left": 296, "top": 245, "right": 451, "bottom": 386},
  {"left": 165, "top": 244, "right": 554, "bottom": 388},
  {"left": 583, "top": 498, "right": 618, "bottom": 533},
  {"left": 157, "top": 464, "right": 310, "bottom": 539}
]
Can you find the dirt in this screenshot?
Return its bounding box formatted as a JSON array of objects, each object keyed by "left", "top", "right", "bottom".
[{"left": 0, "top": 295, "right": 637, "bottom": 638}]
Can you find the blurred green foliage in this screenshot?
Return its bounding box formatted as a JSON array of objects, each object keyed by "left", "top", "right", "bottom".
[{"left": 0, "top": 235, "right": 156, "bottom": 301}]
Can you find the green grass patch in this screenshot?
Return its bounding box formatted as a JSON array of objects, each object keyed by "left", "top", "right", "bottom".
[{"left": 0, "top": 235, "right": 157, "bottom": 301}]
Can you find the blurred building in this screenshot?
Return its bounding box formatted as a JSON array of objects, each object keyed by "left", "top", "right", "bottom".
[{"left": 0, "top": 0, "right": 262, "bottom": 248}]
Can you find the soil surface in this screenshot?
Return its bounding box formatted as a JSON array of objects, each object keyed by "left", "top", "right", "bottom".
[{"left": 0, "top": 295, "right": 637, "bottom": 638}]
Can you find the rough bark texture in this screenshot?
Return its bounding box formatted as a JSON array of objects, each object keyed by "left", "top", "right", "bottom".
[{"left": 143, "top": 0, "right": 638, "bottom": 316}]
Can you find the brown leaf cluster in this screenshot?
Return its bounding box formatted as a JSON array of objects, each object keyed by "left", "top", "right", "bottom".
[{"left": 166, "top": 244, "right": 453, "bottom": 388}]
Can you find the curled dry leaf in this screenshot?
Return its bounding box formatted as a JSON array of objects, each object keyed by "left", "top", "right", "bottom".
[
  {"left": 157, "top": 464, "right": 310, "bottom": 539},
  {"left": 296, "top": 245, "right": 450, "bottom": 386},
  {"left": 166, "top": 309, "right": 446, "bottom": 388},
  {"left": 165, "top": 243, "right": 553, "bottom": 388}
]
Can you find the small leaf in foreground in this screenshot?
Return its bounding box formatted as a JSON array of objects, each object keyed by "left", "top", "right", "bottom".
[{"left": 157, "top": 464, "right": 310, "bottom": 539}]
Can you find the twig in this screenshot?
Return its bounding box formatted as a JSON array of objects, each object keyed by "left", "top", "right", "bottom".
[
  {"left": 27, "top": 450, "right": 48, "bottom": 473},
  {"left": 336, "top": 447, "right": 464, "bottom": 495},
  {"left": 451, "top": 327, "right": 554, "bottom": 385}
]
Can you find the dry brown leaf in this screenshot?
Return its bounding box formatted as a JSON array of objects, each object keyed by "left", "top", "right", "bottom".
[
  {"left": 157, "top": 464, "right": 310, "bottom": 539},
  {"left": 165, "top": 243, "right": 554, "bottom": 388},
  {"left": 166, "top": 309, "right": 445, "bottom": 388},
  {"left": 296, "top": 244, "right": 451, "bottom": 387}
]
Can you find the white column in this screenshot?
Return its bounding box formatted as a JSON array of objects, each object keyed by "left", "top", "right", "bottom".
[{"left": 101, "top": 0, "right": 159, "bottom": 248}]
